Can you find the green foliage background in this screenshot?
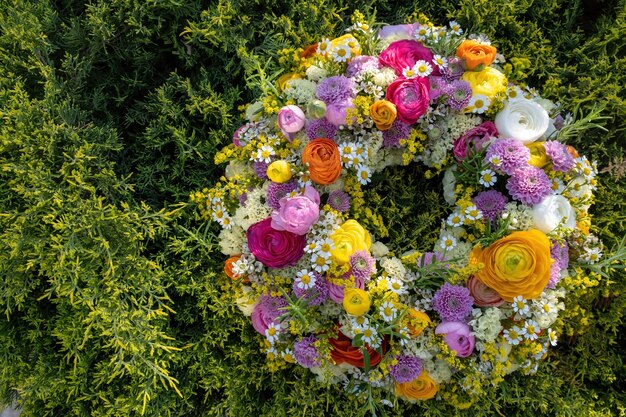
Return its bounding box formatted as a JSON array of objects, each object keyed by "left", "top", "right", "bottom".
[{"left": 0, "top": 0, "right": 625, "bottom": 416}]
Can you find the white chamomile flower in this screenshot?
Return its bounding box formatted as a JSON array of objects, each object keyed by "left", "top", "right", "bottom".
[
  {"left": 266, "top": 346, "right": 279, "bottom": 360},
  {"left": 468, "top": 94, "right": 491, "bottom": 114},
  {"left": 414, "top": 25, "right": 430, "bottom": 41},
  {"left": 440, "top": 234, "right": 457, "bottom": 250},
  {"left": 352, "top": 315, "right": 370, "bottom": 333},
  {"left": 507, "top": 86, "right": 525, "bottom": 100},
  {"left": 503, "top": 325, "right": 523, "bottom": 345},
  {"left": 387, "top": 277, "right": 408, "bottom": 295},
  {"left": 479, "top": 169, "right": 497, "bottom": 187},
  {"left": 255, "top": 144, "right": 275, "bottom": 163},
  {"left": 282, "top": 349, "right": 295, "bottom": 363},
  {"left": 362, "top": 326, "right": 380, "bottom": 346},
  {"left": 310, "top": 252, "right": 331, "bottom": 272},
  {"left": 295, "top": 269, "right": 317, "bottom": 290},
  {"left": 317, "top": 38, "right": 332, "bottom": 55},
  {"left": 523, "top": 320, "right": 540, "bottom": 341},
  {"left": 317, "top": 238, "right": 335, "bottom": 257},
  {"left": 402, "top": 66, "right": 418, "bottom": 79},
  {"left": 512, "top": 296, "right": 530, "bottom": 317},
  {"left": 304, "top": 241, "right": 320, "bottom": 254},
  {"left": 533, "top": 298, "right": 556, "bottom": 315},
  {"left": 414, "top": 60, "right": 433, "bottom": 77},
  {"left": 446, "top": 211, "right": 465, "bottom": 227},
  {"left": 265, "top": 322, "right": 282, "bottom": 344},
  {"left": 332, "top": 43, "right": 352, "bottom": 62},
  {"left": 488, "top": 155, "right": 502, "bottom": 167},
  {"left": 449, "top": 21, "right": 463, "bottom": 35},
  {"left": 581, "top": 247, "right": 602, "bottom": 264},
  {"left": 379, "top": 301, "right": 397, "bottom": 322},
  {"left": 548, "top": 328, "right": 558, "bottom": 346},
  {"left": 432, "top": 54, "right": 448, "bottom": 69},
  {"left": 356, "top": 164, "right": 372, "bottom": 185},
  {"left": 465, "top": 205, "right": 483, "bottom": 221}
]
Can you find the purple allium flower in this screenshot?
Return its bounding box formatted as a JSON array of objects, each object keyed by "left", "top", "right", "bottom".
[
  {"left": 446, "top": 79, "right": 473, "bottom": 111},
  {"left": 382, "top": 120, "right": 411, "bottom": 148},
  {"left": 548, "top": 241, "right": 569, "bottom": 288},
  {"left": 346, "top": 55, "right": 380, "bottom": 77},
  {"left": 294, "top": 335, "right": 321, "bottom": 368},
  {"left": 266, "top": 181, "right": 298, "bottom": 210},
  {"left": 432, "top": 282, "right": 474, "bottom": 322},
  {"left": 544, "top": 140, "right": 575, "bottom": 172},
  {"left": 253, "top": 160, "right": 270, "bottom": 179},
  {"left": 472, "top": 190, "right": 508, "bottom": 222},
  {"left": 328, "top": 190, "right": 350, "bottom": 212},
  {"left": 251, "top": 295, "right": 288, "bottom": 335},
  {"left": 389, "top": 355, "right": 423, "bottom": 383},
  {"left": 429, "top": 76, "right": 447, "bottom": 101},
  {"left": 316, "top": 75, "right": 356, "bottom": 104},
  {"left": 293, "top": 272, "right": 329, "bottom": 306},
  {"left": 306, "top": 118, "right": 337, "bottom": 140},
  {"left": 485, "top": 138, "right": 531, "bottom": 175},
  {"left": 506, "top": 166, "right": 553, "bottom": 205},
  {"left": 349, "top": 250, "right": 376, "bottom": 280}
]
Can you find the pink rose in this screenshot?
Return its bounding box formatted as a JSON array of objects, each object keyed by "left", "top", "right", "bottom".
[
  {"left": 247, "top": 218, "right": 306, "bottom": 268},
  {"left": 453, "top": 121, "right": 498, "bottom": 161},
  {"left": 386, "top": 77, "right": 430, "bottom": 124},
  {"left": 467, "top": 275, "right": 504, "bottom": 307},
  {"left": 271, "top": 186, "right": 320, "bottom": 235},
  {"left": 435, "top": 321, "right": 475, "bottom": 358},
  {"left": 379, "top": 40, "right": 439, "bottom": 76},
  {"left": 278, "top": 105, "right": 306, "bottom": 141}
]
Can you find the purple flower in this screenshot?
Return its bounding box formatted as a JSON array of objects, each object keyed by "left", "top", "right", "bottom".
[
  {"left": 247, "top": 218, "right": 306, "bottom": 268},
  {"left": 267, "top": 181, "right": 298, "bottom": 210},
  {"left": 294, "top": 335, "right": 321, "bottom": 368},
  {"left": 432, "top": 282, "right": 474, "bottom": 322},
  {"left": 251, "top": 295, "right": 287, "bottom": 335},
  {"left": 306, "top": 118, "right": 337, "bottom": 140},
  {"left": 271, "top": 186, "right": 320, "bottom": 235},
  {"left": 446, "top": 79, "right": 473, "bottom": 112},
  {"left": 429, "top": 76, "right": 447, "bottom": 102},
  {"left": 293, "top": 272, "right": 329, "bottom": 306},
  {"left": 325, "top": 99, "right": 354, "bottom": 127},
  {"left": 544, "top": 140, "right": 575, "bottom": 172},
  {"left": 349, "top": 250, "right": 376, "bottom": 280},
  {"left": 253, "top": 160, "right": 270, "bottom": 179},
  {"left": 453, "top": 121, "right": 498, "bottom": 161},
  {"left": 506, "top": 166, "right": 553, "bottom": 205},
  {"left": 316, "top": 76, "right": 356, "bottom": 104},
  {"left": 435, "top": 321, "right": 475, "bottom": 357},
  {"left": 485, "top": 138, "right": 530, "bottom": 175},
  {"left": 346, "top": 55, "right": 380, "bottom": 77},
  {"left": 278, "top": 105, "right": 306, "bottom": 141},
  {"left": 328, "top": 190, "right": 350, "bottom": 212},
  {"left": 472, "top": 190, "right": 508, "bottom": 222},
  {"left": 548, "top": 241, "right": 569, "bottom": 288},
  {"left": 382, "top": 120, "right": 411, "bottom": 148},
  {"left": 440, "top": 57, "right": 464, "bottom": 81},
  {"left": 389, "top": 355, "right": 423, "bottom": 383}
]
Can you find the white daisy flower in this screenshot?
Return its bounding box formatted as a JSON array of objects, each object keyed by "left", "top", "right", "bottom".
[
  {"left": 414, "top": 60, "right": 433, "bottom": 77},
  {"left": 317, "top": 238, "right": 335, "bottom": 257},
  {"left": 266, "top": 346, "right": 279, "bottom": 360},
  {"left": 432, "top": 54, "right": 448, "bottom": 69},
  {"left": 414, "top": 25, "right": 430, "bottom": 41},
  {"left": 402, "top": 66, "right": 418, "bottom": 79},
  {"left": 304, "top": 241, "right": 321, "bottom": 254},
  {"left": 446, "top": 211, "right": 465, "bottom": 227},
  {"left": 387, "top": 277, "right": 408, "bottom": 295},
  {"left": 317, "top": 38, "right": 332, "bottom": 55},
  {"left": 523, "top": 320, "right": 540, "bottom": 341},
  {"left": 379, "top": 301, "right": 397, "bottom": 322},
  {"left": 488, "top": 155, "right": 503, "bottom": 167},
  {"left": 547, "top": 328, "right": 558, "bottom": 346},
  {"left": 352, "top": 315, "right": 370, "bottom": 333},
  {"left": 512, "top": 296, "right": 530, "bottom": 317},
  {"left": 254, "top": 144, "right": 275, "bottom": 163},
  {"left": 265, "top": 322, "right": 282, "bottom": 344},
  {"left": 479, "top": 169, "right": 497, "bottom": 187},
  {"left": 507, "top": 86, "right": 525, "bottom": 100},
  {"left": 449, "top": 21, "right": 463, "bottom": 35},
  {"left": 581, "top": 247, "right": 602, "bottom": 264},
  {"left": 503, "top": 326, "right": 523, "bottom": 345},
  {"left": 295, "top": 270, "right": 317, "bottom": 290},
  {"left": 340, "top": 142, "right": 357, "bottom": 166},
  {"left": 440, "top": 234, "right": 457, "bottom": 250},
  {"left": 361, "top": 326, "right": 380, "bottom": 346},
  {"left": 465, "top": 205, "right": 483, "bottom": 221},
  {"left": 356, "top": 164, "right": 372, "bottom": 185},
  {"left": 332, "top": 43, "right": 352, "bottom": 62},
  {"left": 468, "top": 94, "right": 491, "bottom": 114},
  {"left": 310, "top": 252, "right": 331, "bottom": 272}
]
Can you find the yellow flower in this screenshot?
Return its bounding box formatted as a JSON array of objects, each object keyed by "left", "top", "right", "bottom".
[
  {"left": 277, "top": 72, "right": 302, "bottom": 92},
  {"left": 470, "top": 229, "right": 552, "bottom": 301},
  {"left": 407, "top": 309, "right": 431, "bottom": 337},
  {"left": 266, "top": 160, "right": 293, "bottom": 183},
  {"left": 526, "top": 142, "right": 550, "bottom": 169},
  {"left": 343, "top": 288, "right": 371, "bottom": 316},
  {"left": 461, "top": 67, "right": 507, "bottom": 100},
  {"left": 395, "top": 371, "right": 438, "bottom": 401},
  {"left": 369, "top": 100, "right": 397, "bottom": 130},
  {"left": 331, "top": 220, "right": 372, "bottom": 264}
]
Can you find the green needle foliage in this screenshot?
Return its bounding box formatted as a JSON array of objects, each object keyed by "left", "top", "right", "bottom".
[{"left": 0, "top": 0, "right": 625, "bottom": 416}]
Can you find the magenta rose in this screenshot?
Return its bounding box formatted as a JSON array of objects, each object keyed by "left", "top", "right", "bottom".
[
  {"left": 467, "top": 275, "right": 504, "bottom": 307},
  {"left": 379, "top": 40, "right": 439, "bottom": 76},
  {"left": 247, "top": 218, "right": 306, "bottom": 268},
  {"left": 453, "top": 121, "right": 498, "bottom": 161},
  {"left": 435, "top": 321, "right": 475, "bottom": 358},
  {"left": 278, "top": 105, "right": 306, "bottom": 141},
  {"left": 386, "top": 77, "right": 430, "bottom": 124},
  {"left": 271, "top": 186, "right": 320, "bottom": 235}
]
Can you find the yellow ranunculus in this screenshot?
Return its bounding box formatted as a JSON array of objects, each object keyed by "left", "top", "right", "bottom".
[
  {"left": 395, "top": 371, "right": 438, "bottom": 401},
  {"left": 461, "top": 67, "right": 507, "bottom": 100},
  {"left": 407, "top": 309, "right": 431, "bottom": 338},
  {"left": 470, "top": 229, "right": 552, "bottom": 302},
  {"left": 331, "top": 34, "right": 361, "bottom": 57},
  {"left": 277, "top": 72, "right": 302, "bottom": 92},
  {"left": 526, "top": 142, "right": 550, "bottom": 169},
  {"left": 331, "top": 220, "right": 372, "bottom": 264},
  {"left": 369, "top": 100, "right": 397, "bottom": 130},
  {"left": 266, "top": 160, "right": 292, "bottom": 183},
  {"left": 343, "top": 288, "right": 371, "bottom": 316}
]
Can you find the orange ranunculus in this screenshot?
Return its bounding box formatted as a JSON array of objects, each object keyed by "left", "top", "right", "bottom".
[
  {"left": 301, "top": 44, "right": 318, "bottom": 58},
  {"left": 456, "top": 40, "right": 497, "bottom": 71},
  {"left": 329, "top": 330, "right": 386, "bottom": 368},
  {"left": 470, "top": 229, "right": 552, "bottom": 302},
  {"left": 407, "top": 309, "right": 431, "bottom": 337},
  {"left": 369, "top": 100, "right": 397, "bottom": 130},
  {"left": 224, "top": 256, "right": 242, "bottom": 279},
  {"left": 395, "top": 371, "right": 438, "bottom": 401},
  {"left": 301, "top": 138, "right": 342, "bottom": 185},
  {"left": 567, "top": 145, "right": 580, "bottom": 159}
]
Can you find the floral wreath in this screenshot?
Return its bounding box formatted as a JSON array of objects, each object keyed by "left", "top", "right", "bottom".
[{"left": 193, "top": 11, "right": 603, "bottom": 412}]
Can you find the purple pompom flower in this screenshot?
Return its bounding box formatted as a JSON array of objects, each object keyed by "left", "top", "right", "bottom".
[
  {"left": 346, "top": 55, "right": 380, "bottom": 77},
  {"left": 544, "top": 140, "right": 575, "bottom": 172},
  {"left": 382, "top": 120, "right": 411, "bottom": 148},
  {"left": 548, "top": 241, "right": 569, "bottom": 288},
  {"left": 506, "top": 166, "right": 553, "bottom": 205},
  {"left": 432, "top": 282, "right": 474, "bottom": 322},
  {"left": 349, "top": 250, "right": 376, "bottom": 281},
  {"left": 306, "top": 118, "right": 337, "bottom": 140},
  {"left": 316, "top": 75, "right": 356, "bottom": 104},
  {"left": 485, "top": 138, "right": 531, "bottom": 175},
  {"left": 293, "top": 272, "right": 329, "bottom": 306},
  {"left": 328, "top": 190, "right": 350, "bottom": 212},
  {"left": 251, "top": 295, "right": 288, "bottom": 335},
  {"left": 447, "top": 79, "right": 473, "bottom": 111},
  {"left": 472, "top": 190, "right": 508, "bottom": 222},
  {"left": 389, "top": 355, "right": 423, "bottom": 383},
  {"left": 294, "top": 335, "right": 321, "bottom": 368},
  {"left": 266, "top": 181, "right": 298, "bottom": 210},
  {"left": 253, "top": 160, "right": 271, "bottom": 179}
]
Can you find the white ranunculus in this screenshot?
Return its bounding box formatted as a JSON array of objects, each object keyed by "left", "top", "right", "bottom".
[
  {"left": 532, "top": 195, "right": 577, "bottom": 233},
  {"left": 495, "top": 98, "right": 550, "bottom": 144}
]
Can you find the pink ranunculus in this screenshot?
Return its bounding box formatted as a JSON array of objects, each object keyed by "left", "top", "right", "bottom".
[
  {"left": 328, "top": 272, "right": 365, "bottom": 303},
  {"left": 247, "top": 218, "right": 306, "bottom": 268},
  {"left": 278, "top": 105, "right": 306, "bottom": 141},
  {"left": 386, "top": 77, "right": 430, "bottom": 124},
  {"left": 467, "top": 275, "right": 505, "bottom": 307},
  {"left": 453, "top": 121, "right": 498, "bottom": 161},
  {"left": 325, "top": 99, "right": 355, "bottom": 127},
  {"left": 271, "top": 186, "right": 320, "bottom": 235},
  {"left": 379, "top": 40, "right": 439, "bottom": 76},
  {"left": 251, "top": 295, "right": 287, "bottom": 335},
  {"left": 435, "top": 321, "right": 475, "bottom": 358}
]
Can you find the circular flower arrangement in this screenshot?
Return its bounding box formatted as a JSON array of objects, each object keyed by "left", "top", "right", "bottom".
[{"left": 194, "top": 13, "right": 604, "bottom": 409}]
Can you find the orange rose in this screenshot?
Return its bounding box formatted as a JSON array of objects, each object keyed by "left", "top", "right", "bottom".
[
  {"left": 470, "top": 229, "right": 552, "bottom": 302},
  {"left": 224, "top": 256, "right": 241, "bottom": 279},
  {"left": 456, "top": 40, "right": 497, "bottom": 71},
  {"left": 407, "top": 309, "right": 431, "bottom": 337},
  {"left": 302, "top": 138, "right": 342, "bottom": 185},
  {"left": 395, "top": 371, "right": 438, "bottom": 401},
  {"left": 329, "top": 330, "right": 386, "bottom": 368},
  {"left": 369, "top": 100, "right": 397, "bottom": 130}
]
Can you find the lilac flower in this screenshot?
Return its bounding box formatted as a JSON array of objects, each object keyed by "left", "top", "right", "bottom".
[
  {"left": 251, "top": 295, "right": 288, "bottom": 335},
  {"left": 316, "top": 75, "right": 356, "bottom": 104},
  {"left": 432, "top": 283, "right": 474, "bottom": 322},
  {"left": 382, "top": 120, "right": 411, "bottom": 148},
  {"left": 294, "top": 335, "right": 321, "bottom": 368},
  {"left": 389, "top": 355, "right": 423, "bottom": 383},
  {"left": 306, "top": 118, "right": 337, "bottom": 140},
  {"left": 485, "top": 138, "right": 531, "bottom": 175},
  {"left": 506, "top": 166, "right": 553, "bottom": 205},
  {"left": 266, "top": 181, "right": 298, "bottom": 210},
  {"left": 349, "top": 250, "right": 376, "bottom": 280},
  {"left": 328, "top": 190, "right": 350, "bottom": 212},
  {"left": 472, "top": 190, "right": 508, "bottom": 222},
  {"left": 544, "top": 140, "right": 575, "bottom": 172},
  {"left": 440, "top": 57, "right": 464, "bottom": 81},
  {"left": 429, "top": 76, "right": 447, "bottom": 101}
]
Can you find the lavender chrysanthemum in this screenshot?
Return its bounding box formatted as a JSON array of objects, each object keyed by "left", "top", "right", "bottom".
[
  {"left": 447, "top": 79, "right": 473, "bottom": 111},
  {"left": 440, "top": 57, "right": 464, "bottom": 81},
  {"left": 293, "top": 272, "right": 329, "bottom": 306},
  {"left": 544, "top": 140, "right": 575, "bottom": 172},
  {"left": 316, "top": 75, "right": 356, "bottom": 104},
  {"left": 253, "top": 160, "right": 270, "bottom": 179},
  {"left": 485, "top": 138, "right": 531, "bottom": 175},
  {"left": 548, "top": 241, "right": 569, "bottom": 288},
  {"left": 389, "top": 355, "right": 423, "bottom": 383},
  {"left": 506, "top": 166, "right": 553, "bottom": 205},
  {"left": 432, "top": 282, "right": 474, "bottom": 322},
  {"left": 346, "top": 55, "right": 380, "bottom": 77},
  {"left": 328, "top": 190, "right": 351, "bottom": 212},
  {"left": 429, "top": 76, "right": 447, "bottom": 101},
  {"left": 266, "top": 181, "right": 298, "bottom": 210},
  {"left": 306, "top": 118, "right": 337, "bottom": 140},
  {"left": 383, "top": 120, "right": 411, "bottom": 148},
  {"left": 294, "top": 335, "right": 321, "bottom": 368},
  {"left": 472, "top": 190, "right": 508, "bottom": 222},
  {"left": 349, "top": 250, "right": 376, "bottom": 280}
]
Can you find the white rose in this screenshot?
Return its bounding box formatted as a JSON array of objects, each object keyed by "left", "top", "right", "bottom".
[
  {"left": 532, "top": 195, "right": 577, "bottom": 233},
  {"left": 495, "top": 98, "right": 550, "bottom": 144}
]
